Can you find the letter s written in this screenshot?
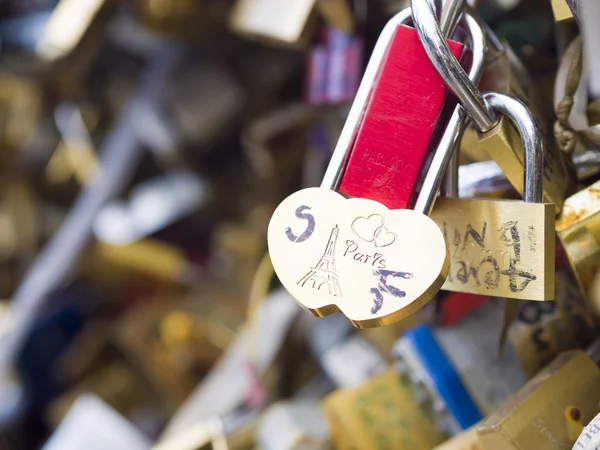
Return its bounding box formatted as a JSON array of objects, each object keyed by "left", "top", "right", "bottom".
[{"left": 285, "top": 205, "right": 315, "bottom": 243}]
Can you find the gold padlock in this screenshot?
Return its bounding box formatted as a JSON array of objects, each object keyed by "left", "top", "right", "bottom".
[
  {"left": 322, "top": 370, "right": 446, "bottom": 450},
  {"left": 426, "top": 12, "right": 577, "bottom": 209},
  {"left": 556, "top": 178, "right": 600, "bottom": 307},
  {"left": 409, "top": 2, "right": 556, "bottom": 301},
  {"left": 507, "top": 269, "right": 595, "bottom": 379},
  {"left": 86, "top": 239, "right": 198, "bottom": 286},
  {"left": 431, "top": 93, "right": 556, "bottom": 301},
  {"left": 477, "top": 349, "right": 600, "bottom": 450}
]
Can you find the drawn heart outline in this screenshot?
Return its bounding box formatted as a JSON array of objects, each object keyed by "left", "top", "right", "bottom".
[
  {"left": 267, "top": 187, "right": 450, "bottom": 328},
  {"left": 351, "top": 214, "right": 384, "bottom": 243},
  {"left": 373, "top": 226, "right": 396, "bottom": 247}
]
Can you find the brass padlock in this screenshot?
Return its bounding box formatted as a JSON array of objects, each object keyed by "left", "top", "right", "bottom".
[
  {"left": 315, "top": 0, "right": 354, "bottom": 31},
  {"left": 410, "top": 3, "right": 556, "bottom": 301},
  {"left": 477, "top": 349, "right": 600, "bottom": 450},
  {"left": 556, "top": 179, "right": 600, "bottom": 307},
  {"left": 322, "top": 370, "right": 446, "bottom": 450},
  {"left": 134, "top": 0, "right": 229, "bottom": 42},
  {"left": 431, "top": 94, "right": 556, "bottom": 301},
  {"left": 85, "top": 239, "right": 199, "bottom": 286},
  {"left": 507, "top": 268, "right": 594, "bottom": 379}
]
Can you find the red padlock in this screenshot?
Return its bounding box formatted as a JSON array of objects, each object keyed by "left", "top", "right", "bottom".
[{"left": 337, "top": 17, "right": 466, "bottom": 209}]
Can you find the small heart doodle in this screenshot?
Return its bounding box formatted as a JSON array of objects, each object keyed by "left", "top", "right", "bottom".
[
  {"left": 351, "top": 214, "right": 384, "bottom": 243},
  {"left": 373, "top": 226, "right": 396, "bottom": 247}
]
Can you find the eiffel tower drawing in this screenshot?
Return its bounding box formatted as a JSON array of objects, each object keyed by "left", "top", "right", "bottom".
[{"left": 297, "top": 225, "right": 343, "bottom": 297}]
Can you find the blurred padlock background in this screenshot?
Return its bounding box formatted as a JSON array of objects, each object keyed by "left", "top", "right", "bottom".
[{"left": 0, "top": 0, "right": 598, "bottom": 449}]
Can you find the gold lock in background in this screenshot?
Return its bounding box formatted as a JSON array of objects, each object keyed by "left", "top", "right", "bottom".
[{"left": 477, "top": 351, "right": 600, "bottom": 450}]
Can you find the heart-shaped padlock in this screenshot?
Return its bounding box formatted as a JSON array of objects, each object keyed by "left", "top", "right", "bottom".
[{"left": 268, "top": 188, "right": 449, "bottom": 328}]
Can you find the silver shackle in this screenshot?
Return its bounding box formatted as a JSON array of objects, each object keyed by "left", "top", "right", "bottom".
[
  {"left": 439, "top": 0, "right": 466, "bottom": 37},
  {"left": 413, "top": 10, "right": 487, "bottom": 214},
  {"left": 484, "top": 92, "right": 544, "bottom": 203},
  {"left": 411, "top": 0, "right": 497, "bottom": 133}
]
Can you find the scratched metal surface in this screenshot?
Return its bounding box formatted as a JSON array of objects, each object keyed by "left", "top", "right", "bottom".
[
  {"left": 430, "top": 197, "right": 555, "bottom": 301},
  {"left": 338, "top": 24, "right": 465, "bottom": 210}
]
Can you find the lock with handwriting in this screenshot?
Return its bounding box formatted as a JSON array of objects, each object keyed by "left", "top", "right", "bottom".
[
  {"left": 432, "top": 107, "right": 556, "bottom": 302},
  {"left": 410, "top": 0, "right": 556, "bottom": 301}
]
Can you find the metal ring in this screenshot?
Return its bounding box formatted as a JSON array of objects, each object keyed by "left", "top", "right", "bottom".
[
  {"left": 439, "top": 0, "right": 466, "bottom": 37},
  {"left": 413, "top": 12, "right": 486, "bottom": 215},
  {"left": 411, "top": 0, "right": 497, "bottom": 132},
  {"left": 483, "top": 92, "right": 543, "bottom": 203}
]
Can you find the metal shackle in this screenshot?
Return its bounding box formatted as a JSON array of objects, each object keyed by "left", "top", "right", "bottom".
[
  {"left": 439, "top": 0, "right": 466, "bottom": 37},
  {"left": 411, "top": 0, "right": 497, "bottom": 133},
  {"left": 484, "top": 92, "right": 544, "bottom": 203},
  {"left": 320, "top": 6, "right": 483, "bottom": 193},
  {"left": 413, "top": 11, "right": 486, "bottom": 215}
]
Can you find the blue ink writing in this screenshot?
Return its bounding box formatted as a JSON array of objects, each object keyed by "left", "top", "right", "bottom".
[
  {"left": 370, "top": 269, "right": 412, "bottom": 314},
  {"left": 285, "top": 205, "right": 315, "bottom": 243},
  {"left": 443, "top": 221, "right": 536, "bottom": 293}
]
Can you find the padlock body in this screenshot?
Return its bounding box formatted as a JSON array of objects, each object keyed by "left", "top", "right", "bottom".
[
  {"left": 556, "top": 179, "right": 600, "bottom": 304},
  {"left": 338, "top": 25, "right": 465, "bottom": 210},
  {"left": 430, "top": 197, "right": 555, "bottom": 301},
  {"left": 477, "top": 351, "right": 600, "bottom": 450},
  {"left": 459, "top": 45, "right": 550, "bottom": 164}
]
